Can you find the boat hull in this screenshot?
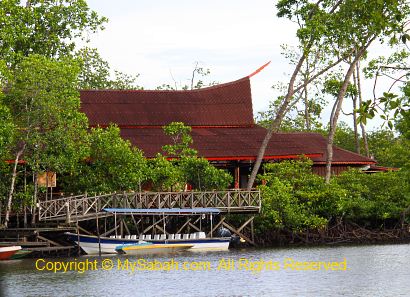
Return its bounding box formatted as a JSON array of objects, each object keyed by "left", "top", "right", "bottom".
[
  {"left": 0, "top": 246, "right": 22, "bottom": 260},
  {"left": 118, "top": 243, "right": 193, "bottom": 255},
  {"left": 65, "top": 233, "right": 230, "bottom": 255},
  {"left": 10, "top": 250, "right": 33, "bottom": 260}
]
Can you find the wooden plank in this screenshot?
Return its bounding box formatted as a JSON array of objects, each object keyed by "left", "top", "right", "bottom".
[
  {"left": 101, "top": 224, "right": 119, "bottom": 237},
  {"left": 237, "top": 216, "right": 254, "bottom": 233},
  {"left": 27, "top": 246, "right": 74, "bottom": 252},
  {"left": 222, "top": 221, "right": 256, "bottom": 246},
  {"left": 77, "top": 225, "right": 94, "bottom": 236},
  {"left": 36, "top": 235, "right": 61, "bottom": 247},
  {"left": 0, "top": 241, "right": 49, "bottom": 247}
]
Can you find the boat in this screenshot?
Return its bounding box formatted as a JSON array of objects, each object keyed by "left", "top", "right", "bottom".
[
  {"left": 66, "top": 207, "right": 232, "bottom": 255},
  {"left": 115, "top": 241, "right": 193, "bottom": 255},
  {"left": 0, "top": 246, "right": 22, "bottom": 260},
  {"left": 65, "top": 232, "right": 230, "bottom": 255},
  {"left": 10, "top": 249, "right": 33, "bottom": 259}
]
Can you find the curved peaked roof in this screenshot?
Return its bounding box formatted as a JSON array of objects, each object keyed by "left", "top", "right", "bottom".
[
  {"left": 80, "top": 77, "right": 254, "bottom": 127},
  {"left": 79, "top": 74, "right": 375, "bottom": 166}
]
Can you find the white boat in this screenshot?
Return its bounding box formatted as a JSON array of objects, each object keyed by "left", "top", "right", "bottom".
[
  {"left": 115, "top": 242, "right": 193, "bottom": 255},
  {"left": 65, "top": 232, "right": 230, "bottom": 255}
]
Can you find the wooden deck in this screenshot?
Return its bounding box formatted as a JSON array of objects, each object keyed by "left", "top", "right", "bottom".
[{"left": 38, "top": 190, "right": 261, "bottom": 223}]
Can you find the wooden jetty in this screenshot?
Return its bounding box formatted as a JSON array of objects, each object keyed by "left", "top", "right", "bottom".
[
  {"left": 37, "top": 190, "right": 261, "bottom": 246},
  {"left": 38, "top": 191, "right": 261, "bottom": 222},
  {"left": 0, "top": 226, "right": 77, "bottom": 257}
]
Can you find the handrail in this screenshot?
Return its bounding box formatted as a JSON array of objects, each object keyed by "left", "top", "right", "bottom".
[{"left": 38, "top": 190, "right": 261, "bottom": 222}]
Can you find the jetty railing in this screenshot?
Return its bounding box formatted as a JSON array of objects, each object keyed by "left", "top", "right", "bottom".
[{"left": 38, "top": 190, "right": 261, "bottom": 222}]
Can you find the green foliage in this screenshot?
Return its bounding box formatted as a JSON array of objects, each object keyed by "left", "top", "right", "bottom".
[
  {"left": 256, "top": 96, "right": 325, "bottom": 132},
  {"left": 256, "top": 157, "right": 410, "bottom": 234},
  {"left": 335, "top": 169, "right": 410, "bottom": 223},
  {"left": 178, "top": 157, "right": 232, "bottom": 191},
  {"left": 395, "top": 83, "right": 410, "bottom": 140},
  {"left": 257, "top": 158, "right": 330, "bottom": 232},
  {"left": 0, "top": 61, "right": 14, "bottom": 157},
  {"left": 331, "top": 122, "right": 357, "bottom": 153},
  {"left": 4, "top": 55, "right": 89, "bottom": 173},
  {"left": 63, "top": 125, "right": 148, "bottom": 194},
  {"left": 76, "top": 47, "right": 141, "bottom": 90},
  {"left": 148, "top": 122, "right": 233, "bottom": 191},
  {"left": 76, "top": 47, "right": 110, "bottom": 89},
  {"left": 0, "top": 0, "right": 107, "bottom": 66},
  {"left": 366, "top": 130, "right": 410, "bottom": 168},
  {"left": 162, "top": 122, "right": 197, "bottom": 158},
  {"left": 0, "top": 104, "right": 14, "bottom": 158},
  {"left": 147, "top": 155, "right": 184, "bottom": 192},
  {"left": 323, "top": 78, "right": 357, "bottom": 98},
  {"left": 278, "top": 0, "right": 410, "bottom": 52}
]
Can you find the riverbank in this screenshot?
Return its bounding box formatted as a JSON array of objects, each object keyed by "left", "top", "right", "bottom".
[{"left": 254, "top": 223, "right": 410, "bottom": 247}]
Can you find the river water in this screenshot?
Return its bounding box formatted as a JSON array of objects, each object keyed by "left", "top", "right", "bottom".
[{"left": 1, "top": 244, "right": 409, "bottom": 297}]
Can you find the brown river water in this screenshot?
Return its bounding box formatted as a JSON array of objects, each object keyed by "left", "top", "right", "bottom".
[{"left": 1, "top": 244, "right": 409, "bottom": 296}]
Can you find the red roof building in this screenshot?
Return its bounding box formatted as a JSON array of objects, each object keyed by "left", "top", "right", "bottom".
[{"left": 80, "top": 76, "right": 375, "bottom": 188}]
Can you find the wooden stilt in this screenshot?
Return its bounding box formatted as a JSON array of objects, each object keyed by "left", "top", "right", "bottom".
[
  {"left": 123, "top": 218, "right": 131, "bottom": 235},
  {"left": 176, "top": 218, "right": 191, "bottom": 234},
  {"left": 208, "top": 216, "right": 225, "bottom": 237},
  {"left": 220, "top": 216, "right": 257, "bottom": 246},
  {"left": 234, "top": 166, "right": 240, "bottom": 189},
  {"left": 101, "top": 224, "right": 119, "bottom": 237},
  {"left": 96, "top": 212, "right": 101, "bottom": 257},
  {"left": 114, "top": 212, "right": 117, "bottom": 237},
  {"left": 120, "top": 217, "right": 124, "bottom": 237}
]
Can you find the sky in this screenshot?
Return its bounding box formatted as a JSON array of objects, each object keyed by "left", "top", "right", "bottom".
[
  {"left": 85, "top": 0, "right": 297, "bottom": 114},
  {"left": 84, "top": 0, "right": 391, "bottom": 130}
]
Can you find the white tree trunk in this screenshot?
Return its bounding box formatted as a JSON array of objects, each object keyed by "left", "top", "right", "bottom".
[{"left": 4, "top": 147, "right": 25, "bottom": 228}]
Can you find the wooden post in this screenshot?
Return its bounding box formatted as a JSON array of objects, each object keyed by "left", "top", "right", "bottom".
[
  {"left": 120, "top": 217, "right": 124, "bottom": 238},
  {"left": 234, "top": 166, "right": 240, "bottom": 189},
  {"left": 24, "top": 206, "right": 27, "bottom": 228},
  {"left": 114, "top": 212, "right": 118, "bottom": 237},
  {"left": 251, "top": 217, "right": 255, "bottom": 244},
  {"left": 96, "top": 212, "right": 101, "bottom": 257},
  {"left": 163, "top": 213, "right": 166, "bottom": 237},
  {"left": 65, "top": 202, "right": 70, "bottom": 224},
  {"left": 210, "top": 214, "right": 213, "bottom": 238}
]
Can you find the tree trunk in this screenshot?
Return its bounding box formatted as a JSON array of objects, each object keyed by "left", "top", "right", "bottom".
[
  {"left": 246, "top": 53, "right": 346, "bottom": 190},
  {"left": 31, "top": 172, "right": 38, "bottom": 225},
  {"left": 352, "top": 70, "right": 360, "bottom": 154},
  {"left": 4, "top": 146, "right": 25, "bottom": 228},
  {"left": 246, "top": 53, "right": 307, "bottom": 190},
  {"left": 303, "top": 73, "right": 311, "bottom": 130},
  {"left": 325, "top": 62, "right": 358, "bottom": 183},
  {"left": 356, "top": 62, "right": 369, "bottom": 157},
  {"left": 325, "top": 37, "right": 376, "bottom": 183}
]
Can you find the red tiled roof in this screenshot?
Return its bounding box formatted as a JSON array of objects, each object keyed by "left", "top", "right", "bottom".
[
  {"left": 120, "top": 126, "right": 375, "bottom": 164},
  {"left": 304, "top": 133, "right": 376, "bottom": 164},
  {"left": 121, "top": 126, "right": 320, "bottom": 159},
  {"left": 79, "top": 75, "right": 375, "bottom": 165},
  {"left": 80, "top": 77, "right": 254, "bottom": 127}
]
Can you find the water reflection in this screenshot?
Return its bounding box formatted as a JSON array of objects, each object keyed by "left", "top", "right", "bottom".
[{"left": 1, "top": 244, "right": 409, "bottom": 297}]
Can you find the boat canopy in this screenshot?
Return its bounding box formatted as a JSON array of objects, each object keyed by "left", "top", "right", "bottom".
[{"left": 102, "top": 208, "right": 221, "bottom": 215}]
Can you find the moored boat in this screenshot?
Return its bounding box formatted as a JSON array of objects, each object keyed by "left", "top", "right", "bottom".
[
  {"left": 10, "top": 249, "right": 33, "bottom": 259},
  {"left": 65, "top": 232, "right": 230, "bottom": 255},
  {"left": 0, "top": 246, "right": 22, "bottom": 260},
  {"left": 115, "top": 242, "right": 193, "bottom": 255}
]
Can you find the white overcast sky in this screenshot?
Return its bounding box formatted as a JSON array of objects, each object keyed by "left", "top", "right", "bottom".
[
  {"left": 85, "top": 0, "right": 391, "bottom": 130},
  {"left": 86, "top": 0, "right": 297, "bottom": 114}
]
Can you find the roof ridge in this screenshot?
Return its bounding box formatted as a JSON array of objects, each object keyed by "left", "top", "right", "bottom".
[{"left": 80, "top": 77, "right": 249, "bottom": 93}]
